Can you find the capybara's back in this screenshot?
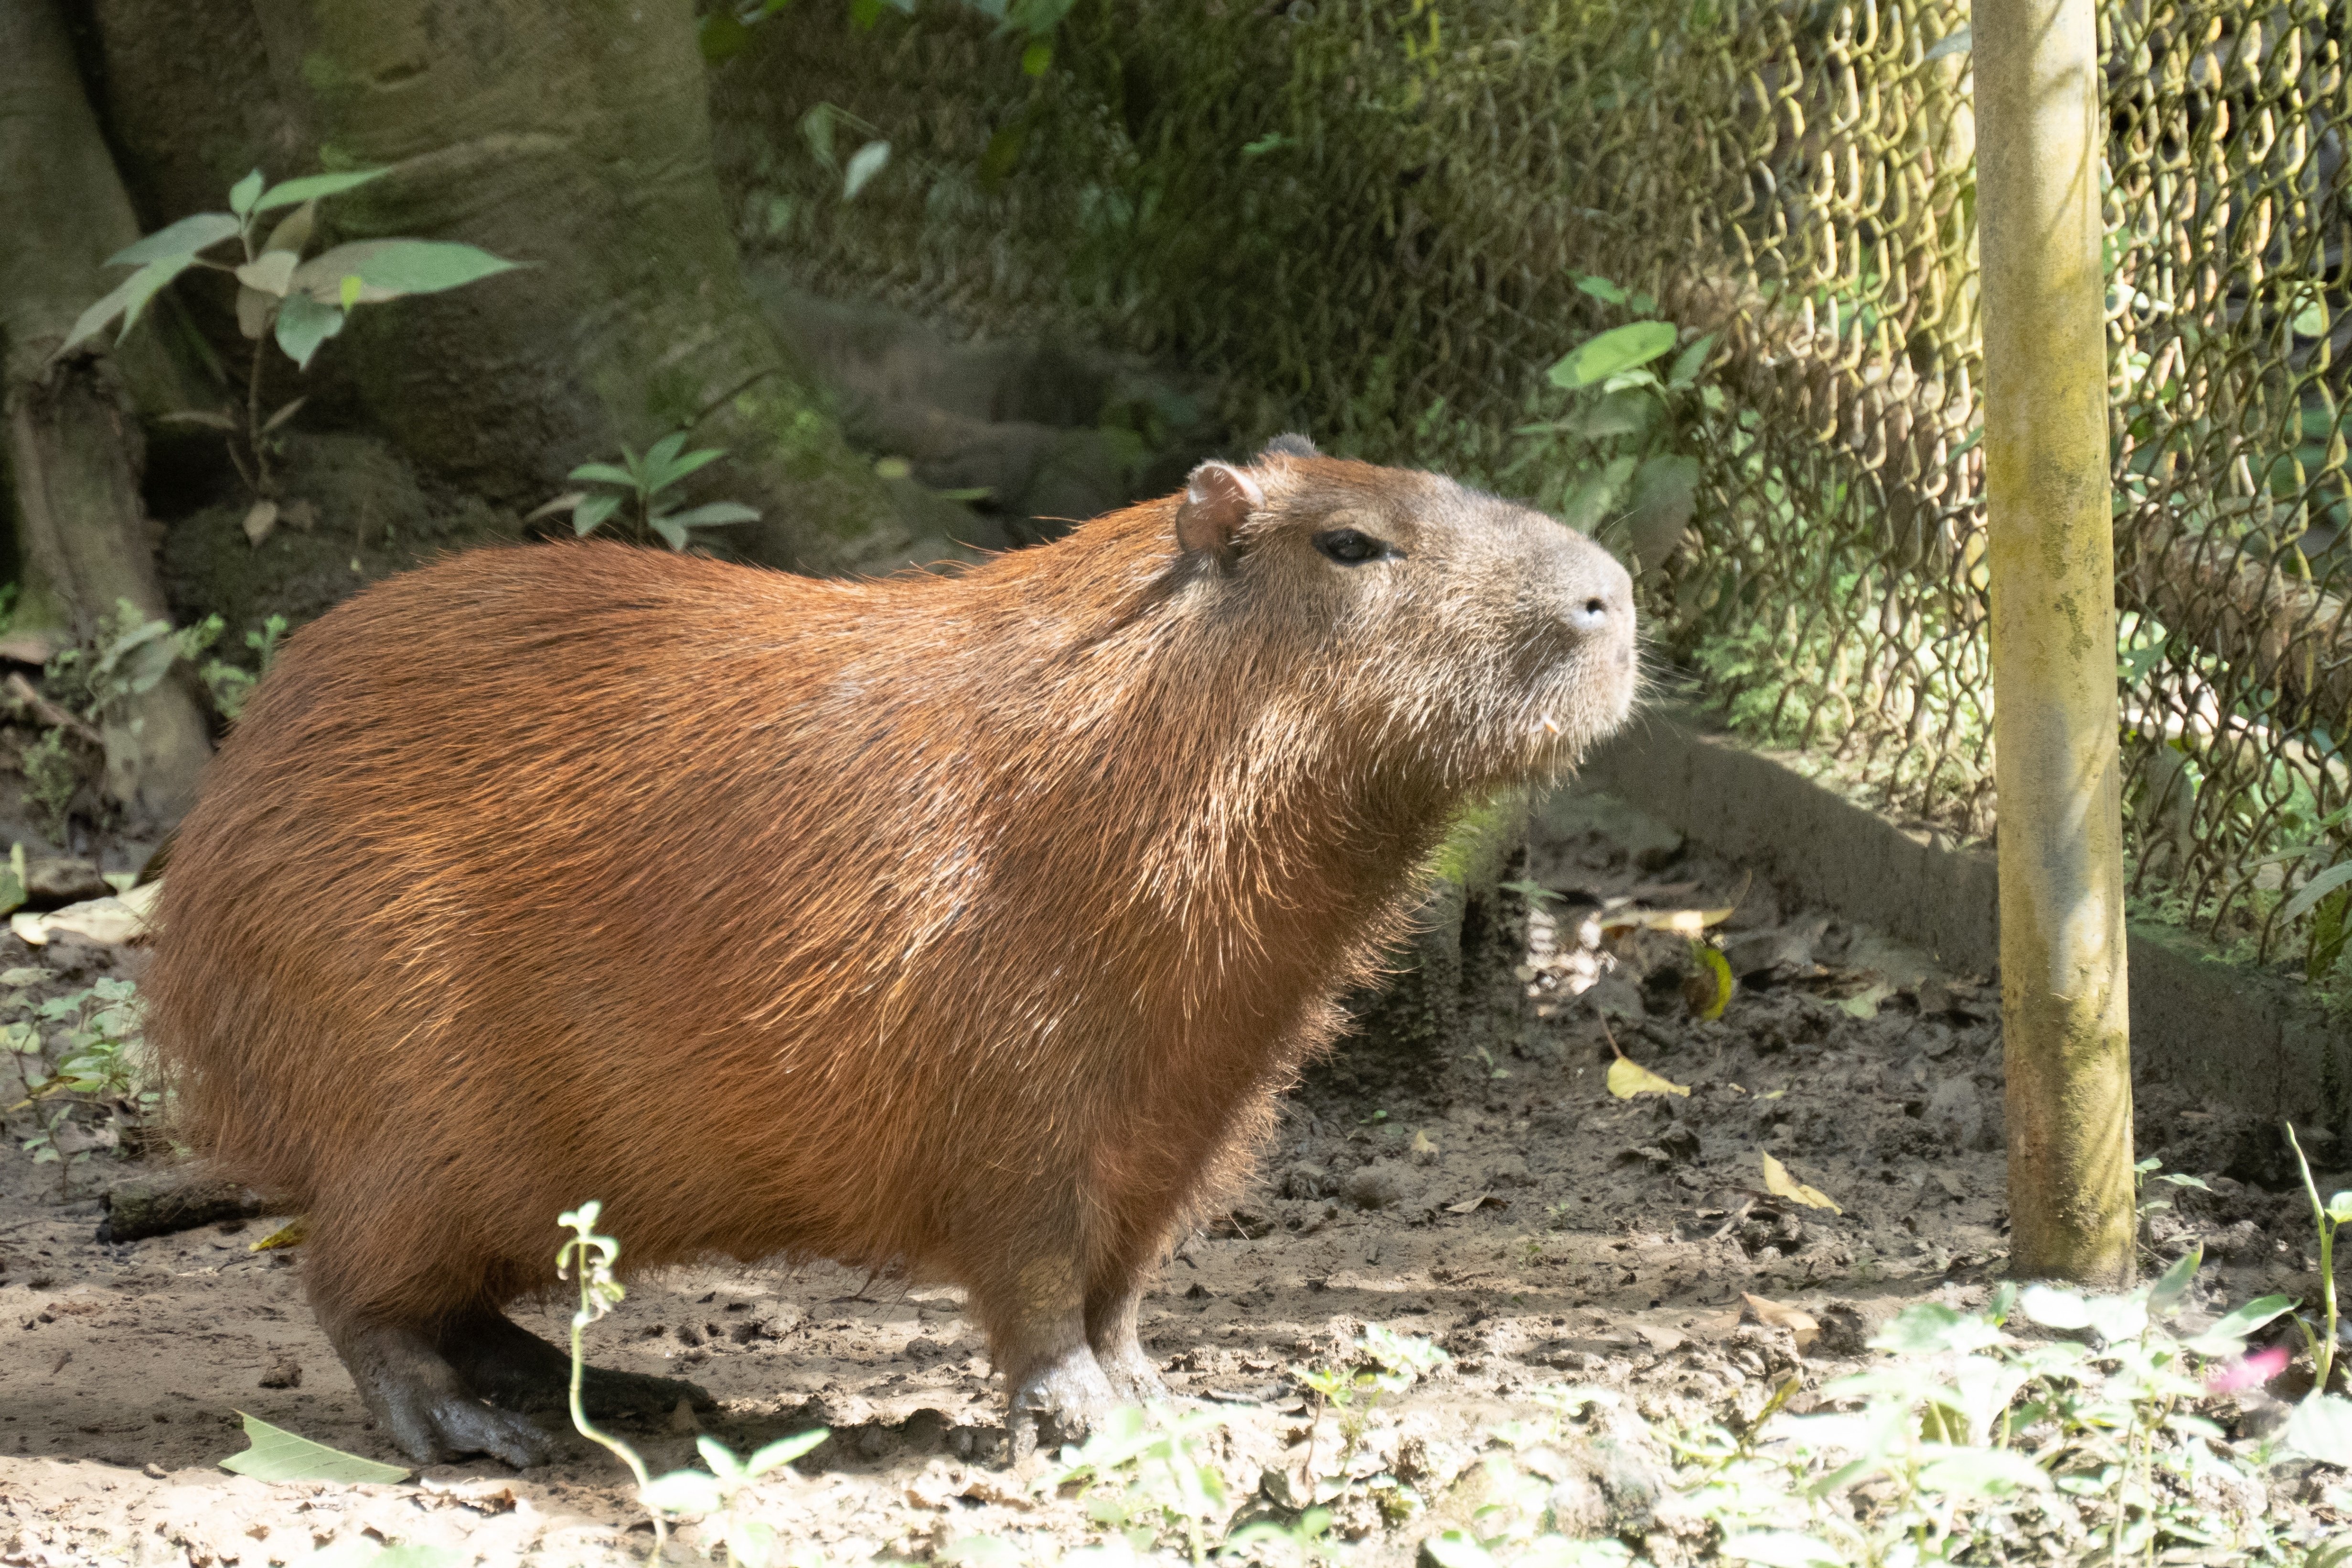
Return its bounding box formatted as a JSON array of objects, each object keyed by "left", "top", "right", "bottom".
[{"left": 147, "top": 441, "right": 1636, "bottom": 1465}]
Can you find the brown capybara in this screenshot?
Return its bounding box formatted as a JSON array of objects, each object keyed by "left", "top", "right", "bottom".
[{"left": 145, "top": 436, "right": 1637, "bottom": 1466}]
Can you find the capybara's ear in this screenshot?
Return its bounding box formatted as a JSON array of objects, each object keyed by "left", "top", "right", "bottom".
[
  {"left": 1259, "top": 432, "right": 1317, "bottom": 459},
  {"left": 1175, "top": 460, "right": 1264, "bottom": 563}
]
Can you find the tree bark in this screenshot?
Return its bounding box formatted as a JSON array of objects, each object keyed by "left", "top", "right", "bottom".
[
  {"left": 0, "top": 0, "right": 216, "bottom": 828},
  {"left": 81, "top": 0, "right": 984, "bottom": 576}
]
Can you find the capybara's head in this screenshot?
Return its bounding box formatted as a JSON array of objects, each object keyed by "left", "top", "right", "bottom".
[{"left": 1166, "top": 435, "right": 1638, "bottom": 789}]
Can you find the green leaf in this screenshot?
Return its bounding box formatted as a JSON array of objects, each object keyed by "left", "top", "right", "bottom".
[
  {"left": 2280, "top": 861, "right": 2352, "bottom": 926},
  {"left": 228, "top": 169, "right": 266, "bottom": 216},
  {"left": 801, "top": 103, "right": 837, "bottom": 169},
  {"left": 1917, "top": 1446, "right": 2052, "bottom": 1497},
  {"left": 339, "top": 274, "right": 364, "bottom": 313},
  {"left": 727, "top": 1521, "right": 778, "bottom": 1567},
  {"left": 1418, "top": 1530, "right": 1497, "bottom": 1568},
  {"left": 843, "top": 139, "right": 892, "bottom": 200},
  {"left": 979, "top": 121, "right": 1026, "bottom": 189},
  {"left": 2018, "top": 1284, "right": 2091, "bottom": 1330},
  {"left": 1021, "top": 38, "right": 1053, "bottom": 74},
  {"left": 2149, "top": 1243, "right": 2202, "bottom": 1313},
  {"left": 2287, "top": 1393, "right": 2352, "bottom": 1468},
  {"left": 700, "top": 10, "right": 753, "bottom": 61},
  {"left": 106, "top": 212, "right": 242, "bottom": 267},
  {"left": 273, "top": 295, "right": 345, "bottom": 371},
  {"left": 59, "top": 254, "right": 202, "bottom": 356},
  {"left": 1563, "top": 454, "right": 1637, "bottom": 533},
  {"left": 744, "top": 1428, "right": 828, "bottom": 1475},
  {"left": 290, "top": 240, "right": 521, "bottom": 306},
  {"left": 649, "top": 448, "right": 727, "bottom": 493},
  {"left": 1629, "top": 453, "right": 1700, "bottom": 527},
  {"left": 571, "top": 493, "right": 622, "bottom": 537},
  {"left": 218, "top": 1411, "right": 410, "bottom": 1483},
  {"left": 1570, "top": 389, "right": 1655, "bottom": 441},
  {"left": 694, "top": 1435, "right": 746, "bottom": 1480},
  {"left": 639, "top": 1469, "right": 726, "bottom": 1515},
  {"left": 567, "top": 463, "right": 638, "bottom": 488},
  {"left": 658, "top": 502, "right": 761, "bottom": 530},
  {"left": 1547, "top": 321, "right": 1680, "bottom": 390},
  {"left": 649, "top": 514, "right": 692, "bottom": 551},
  {"left": 1575, "top": 275, "right": 1629, "bottom": 305},
  {"left": 2186, "top": 1292, "right": 2299, "bottom": 1355},
  {"left": 255, "top": 168, "right": 391, "bottom": 213},
  {"left": 1668, "top": 332, "right": 1717, "bottom": 388}
]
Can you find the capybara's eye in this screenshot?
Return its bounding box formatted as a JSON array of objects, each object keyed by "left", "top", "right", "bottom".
[{"left": 1314, "top": 528, "right": 1392, "bottom": 565}]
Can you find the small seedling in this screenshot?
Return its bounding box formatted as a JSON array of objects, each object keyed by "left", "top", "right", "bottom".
[
  {"left": 557, "top": 1202, "right": 825, "bottom": 1567},
  {"left": 532, "top": 432, "right": 761, "bottom": 551},
  {"left": 2285, "top": 1121, "right": 2349, "bottom": 1398}
]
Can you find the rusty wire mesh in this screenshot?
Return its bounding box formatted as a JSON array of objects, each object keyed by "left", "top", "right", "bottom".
[{"left": 710, "top": 1, "right": 2352, "bottom": 984}]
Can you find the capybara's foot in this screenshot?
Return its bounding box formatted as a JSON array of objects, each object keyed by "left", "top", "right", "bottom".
[
  {"left": 437, "top": 1309, "right": 717, "bottom": 1420},
  {"left": 1007, "top": 1343, "right": 1118, "bottom": 1461},
  {"left": 336, "top": 1322, "right": 554, "bottom": 1469},
  {"left": 1093, "top": 1333, "right": 1169, "bottom": 1405}
]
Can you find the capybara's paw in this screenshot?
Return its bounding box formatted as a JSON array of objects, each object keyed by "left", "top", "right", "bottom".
[
  {"left": 435, "top": 1309, "right": 716, "bottom": 1420},
  {"left": 335, "top": 1321, "right": 556, "bottom": 1469},
  {"left": 1094, "top": 1335, "right": 1170, "bottom": 1405},
  {"left": 385, "top": 1389, "right": 555, "bottom": 1469},
  {"left": 1007, "top": 1345, "right": 1119, "bottom": 1461}
]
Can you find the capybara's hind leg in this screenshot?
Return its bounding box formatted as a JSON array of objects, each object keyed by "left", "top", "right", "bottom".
[
  {"left": 436, "top": 1308, "right": 717, "bottom": 1421},
  {"left": 324, "top": 1315, "right": 553, "bottom": 1468}
]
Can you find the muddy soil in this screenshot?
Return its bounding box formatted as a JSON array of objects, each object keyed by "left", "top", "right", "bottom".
[{"left": 0, "top": 781, "right": 2328, "bottom": 1567}]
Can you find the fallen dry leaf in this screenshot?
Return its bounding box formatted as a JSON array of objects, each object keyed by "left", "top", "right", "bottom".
[
  {"left": 1444, "top": 1193, "right": 1507, "bottom": 1214},
  {"left": 1741, "top": 1292, "right": 1822, "bottom": 1353},
  {"left": 243, "top": 499, "right": 279, "bottom": 547},
  {"left": 1762, "top": 1152, "right": 1843, "bottom": 1214},
  {"left": 1836, "top": 981, "right": 1896, "bottom": 1020},
  {"left": 10, "top": 882, "right": 160, "bottom": 947},
  {"left": 1606, "top": 1056, "right": 1690, "bottom": 1099},
  {"left": 1683, "top": 940, "right": 1735, "bottom": 1020},
  {"left": 249, "top": 1216, "right": 309, "bottom": 1252},
  {"left": 1596, "top": 905, "right": 1736, "bottom": 941}
]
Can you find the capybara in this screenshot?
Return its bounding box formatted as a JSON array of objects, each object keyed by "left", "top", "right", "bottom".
[{"left": 146, "top": 437, "right": 1637, "bottom": 1466}]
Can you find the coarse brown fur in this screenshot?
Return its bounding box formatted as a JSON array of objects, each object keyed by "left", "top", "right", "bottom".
[{"left": 144, "top": 446, "right": 1636, "bottom": 1465}]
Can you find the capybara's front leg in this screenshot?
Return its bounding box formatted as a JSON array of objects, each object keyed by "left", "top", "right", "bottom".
[
  {"left": 1085, "top": 1277, "right": 1169, "bottom": 1405},
  {"left": 977, "top": 1251, "right": 1118, "bottom": 1459},
  {"left": 323, "top": 1314, "right": 553, "bottom": 1468}
]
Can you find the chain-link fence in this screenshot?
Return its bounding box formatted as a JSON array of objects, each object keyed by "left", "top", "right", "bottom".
[{"left": 710, "top": 0, "right": 2352, "bottom": 987}]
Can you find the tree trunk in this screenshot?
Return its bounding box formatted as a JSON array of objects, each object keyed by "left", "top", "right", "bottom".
[
  {"left": 0, "top": 0, "right": 216, "bottom": 828},
  {"left": 81, "top": 0, "right": 984, "bottom": 576}
]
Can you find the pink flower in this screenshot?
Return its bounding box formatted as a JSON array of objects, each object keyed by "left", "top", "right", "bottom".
[{"left": 2205, "top": 1344, "right": 2289, "bottom": 1394}]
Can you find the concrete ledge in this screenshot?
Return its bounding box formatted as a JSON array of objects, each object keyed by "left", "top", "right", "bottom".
[{"left": 1578, "top": 704, "right": 2351, "bottom": 1140}]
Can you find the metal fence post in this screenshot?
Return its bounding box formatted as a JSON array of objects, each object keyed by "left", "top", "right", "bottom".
[{"left": 1976, "top": 0, "right": 2135, "bottom": 1285}]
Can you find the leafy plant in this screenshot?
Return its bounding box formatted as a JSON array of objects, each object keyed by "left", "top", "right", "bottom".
[
  {"left": 1282, "top": 1327, "right": 1450, "bottom": 1522},
  {"left": 532, "top": 433, "right": 761, "bottom": 551},
  {"left": 1045, "top": 1403, "right": 1234, "bottom": 1567},
  {"left": 193, "top": 614, "right": 289, "bottom": 723},
  {"left": 1514, "top": 275, "right": 1721, "bottom": 571},
  {"left": 57, "top": 163, "right": 518, "bottom": 527},
  {"left": 556, "top": 1202, "right": 827, "bottom": 1567},
  {"left": 19, "top": 730, "right": 78, "bottom": 842},
  {"left": 6, "top": 973, "right": 152, "bottom": 1195}
]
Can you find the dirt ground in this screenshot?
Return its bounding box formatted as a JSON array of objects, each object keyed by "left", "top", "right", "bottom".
[{"left": 0, "top": 780, "right": 2328, "bottom": 1567}]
